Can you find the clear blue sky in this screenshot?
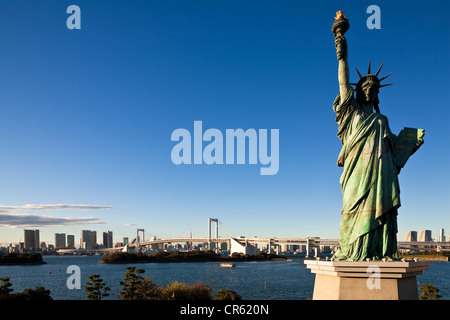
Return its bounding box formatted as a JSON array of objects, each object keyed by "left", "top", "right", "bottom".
[{"left": 0, "top": 0, "right": 448, "bottom": 245}]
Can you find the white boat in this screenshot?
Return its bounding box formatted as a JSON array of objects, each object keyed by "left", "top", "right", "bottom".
[{"left": 220, "top": 263, "right": 236, "bottom": 267}]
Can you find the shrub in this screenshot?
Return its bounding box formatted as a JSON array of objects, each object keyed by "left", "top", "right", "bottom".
[
  {"left": 419, "top": 284, "right": 442, "bottom": 300},
  {"left": 11, "top": 286, "right": 52, "bottom": 300},
  {"left": 162, "top": 281, "right": 212, "bottom": 300},
  {"left": 116, "top": 266, "right": 240, "bottom": 301},
  {"left": 213, "top": 288, "right": 242, "bottom": 300}
]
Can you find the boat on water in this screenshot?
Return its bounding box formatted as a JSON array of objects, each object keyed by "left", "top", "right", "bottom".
[{"left": 220, "top": 263, "right": 235, "bottom": 267}]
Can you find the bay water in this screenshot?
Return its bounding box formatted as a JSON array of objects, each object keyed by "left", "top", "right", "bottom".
[{"left": 0, "top": 255, "right": 448, "bottom": 300}]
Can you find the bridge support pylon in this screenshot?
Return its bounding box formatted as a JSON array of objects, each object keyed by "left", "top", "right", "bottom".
[{"left": 208, "top": 218, "right": 219, "bottom": 251}]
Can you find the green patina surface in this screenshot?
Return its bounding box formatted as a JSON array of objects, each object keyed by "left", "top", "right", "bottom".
[{"left": 331, "top": 89, "right": 424, "bottom": 261}]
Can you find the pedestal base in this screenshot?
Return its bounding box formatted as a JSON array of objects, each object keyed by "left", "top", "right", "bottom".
[{"left": 304, "top": 260, "right": 431, "bottom": 300}]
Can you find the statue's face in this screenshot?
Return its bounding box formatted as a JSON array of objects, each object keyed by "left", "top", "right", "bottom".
[{"left": 361, "top": 83, "right": 378, "bottom": 104}]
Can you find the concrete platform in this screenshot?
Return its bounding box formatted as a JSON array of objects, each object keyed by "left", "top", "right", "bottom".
[{"left": 304, "top": 259, "right": 431, "bottom": 300}]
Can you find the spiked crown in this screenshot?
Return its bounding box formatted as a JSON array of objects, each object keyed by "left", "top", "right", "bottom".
[{"left": 350, "top": 61, "right": 393, "bottom": 92}]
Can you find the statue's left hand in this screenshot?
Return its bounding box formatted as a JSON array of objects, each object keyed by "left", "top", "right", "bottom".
[{"left": 412, "top": 130, "right": 425, "bottom": 154}]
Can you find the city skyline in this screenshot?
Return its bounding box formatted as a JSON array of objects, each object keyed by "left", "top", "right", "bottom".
[
  {"left": 2, "top": 225, "right": 447, "bottom": 248},
  {"left": 0, "top": 1, "right": 449, "bottom": 245},
  {"left": 8, "top": 228, "right": 121, "bottom": 249}
]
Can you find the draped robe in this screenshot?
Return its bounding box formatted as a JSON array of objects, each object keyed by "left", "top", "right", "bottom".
[{"left": 332, "top": 89, "right": 400, "bottom": 261}]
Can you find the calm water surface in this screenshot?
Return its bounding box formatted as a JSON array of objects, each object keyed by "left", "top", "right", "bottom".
[{"left": 0, "top": 255, "right": 448, "bottom": 300}]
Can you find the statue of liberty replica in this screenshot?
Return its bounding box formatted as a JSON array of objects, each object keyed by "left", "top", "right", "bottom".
[{"left": 331, "top": 11, "right": 424, "bottom": 261}]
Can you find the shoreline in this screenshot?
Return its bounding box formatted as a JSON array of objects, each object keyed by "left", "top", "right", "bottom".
[
  {"left": 98, "top": 251, "right": 288, "bottom": 264},
  {"left": 98, "top": 257, "right": 288, "bottom": 264}
]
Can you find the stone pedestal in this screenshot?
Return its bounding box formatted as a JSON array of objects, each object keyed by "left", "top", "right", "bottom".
[{"left": 304, "top": 259, "right": 431, "bottom": 300}]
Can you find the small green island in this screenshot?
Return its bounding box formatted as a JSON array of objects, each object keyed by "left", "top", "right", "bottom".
[
  {"left": 99, "top": 250, "right": 287, "bottom": 264},
  {"left": 0, "top": 253, "right": 46, "bottom": 265}
]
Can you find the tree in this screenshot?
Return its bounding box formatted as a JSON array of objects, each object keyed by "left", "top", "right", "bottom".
[
  {"left": 12, "top": 286, "right": 52, "bottom": 300},
  {"left": 419, "top": 284, "right": 442, "bottom": 300},
  {"left": 0, "top": 277, "right": 52, "bottom": 300},
  {"left": 85, "top": 274, "right": 110, "bottom": 300},
  {"left": 0, "top": 277, "right": 13, "bottom": 299},
  {"left": 118, "top": 266, "right": 162, "bottom": 300},
  {"left": 134, "top": 277, "right": 163, "bottom": 300}
]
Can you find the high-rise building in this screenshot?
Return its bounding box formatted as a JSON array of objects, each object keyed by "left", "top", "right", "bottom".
[
  {"left": 81, "top": 230, "right": 92, "bottom": 249},
  {"left": 24, "top": 229, "right": 40, "bottom": 251},
  {"left": 439, "top": 228, "right": 446, "bottom": 242},
  {"left": 67, "top": 235, "right": 75, "bottom": 248},
  {"left": 405, "top": 231, "right": 417, "bottom": 242},
  {"left": 55, "top": 233, "right": 66, "bottom": 248},
  {"left": 419, "top": 230, "right": 432, "bottom": 242},
  {"left": 81, "top": 230, "right": 98, "bottom": 249},
  {"left": 123, "top": 237, "right": 129, "bottom": 246},
  {"left": 103, "top": 231, "right": 113, "bottom": 248},
  {"left": 91, "top": 231, "right": 97, "bottom": 249}
]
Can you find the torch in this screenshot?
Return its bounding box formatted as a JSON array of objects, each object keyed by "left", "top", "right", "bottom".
[{"left": 332, "top": 11, "right": 350, "bottom": 60}]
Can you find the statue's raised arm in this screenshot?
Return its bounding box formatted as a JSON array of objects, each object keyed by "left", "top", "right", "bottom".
[{"left": 332, "top": 11, "right": 351, "bottom": 102}]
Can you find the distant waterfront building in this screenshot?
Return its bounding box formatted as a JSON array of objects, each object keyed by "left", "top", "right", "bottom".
[
  {"left": 419, "top": 230, "right": 432, "bottom": 242},
  {"left": 24, "top": 229, "right": 40, "bottom": 251},
  {"left": 103, "top": 231, "right": 113, "bottom": 248},
  {"left": 123, "top": 237, "right": 129, "bottom": 246},
  {"left": 439, "top": 228, "right": 446, "bottom": 242},
  {"left": 230, "top": 237, "right": 258, "bottom": 255},
  {"left": 55, "top": 233, "right": 66, "bottom": 248},
  {"left": 67, "top": 235, "right": 75, "bottom": 248},
  {"left": 405, "top": 231, "right": 417, "bottom": 242}
]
